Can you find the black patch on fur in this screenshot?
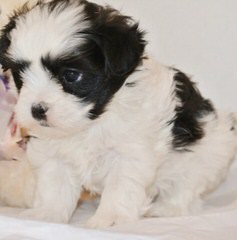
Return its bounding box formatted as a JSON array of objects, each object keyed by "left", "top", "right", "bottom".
[
  {"left": 41, "top": 43, "right": 107, "bottom": 116},
  {"left": 0, "top": 1, "right": 34, "bottom": 53},
  {"left": 0, "top": 56, "right": 29, "bottom": 91},
  {"left": 0, "top": 20, "right": 16, "bottom": 56},
  {"left": 79, "top": 1, "right": 146, "bottom": 118},
  {"left": 0, "top": 13, "right": 18, "bottom": 68},
  {"left": 0, "top": 0, "right": 146, "bottom": 118},
  {"left": 0, "top": 5, "right": 30, "bottom": 91},
  {"left": 171, "top": 70, "right": 215, "bottom": 149},
  {"left": 42, "top": 0, "right": 146, "bottom": 119},
  {"left": 10, "top": 61, "right": 30, "bottom": 91}
]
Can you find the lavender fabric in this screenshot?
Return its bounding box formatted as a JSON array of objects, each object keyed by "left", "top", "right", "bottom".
[
  {"left": 0, "top": 72, "right": 16, "bottom": 159},
  {"left": 0, "top": 73, "right": 16, "bottom": 111}
]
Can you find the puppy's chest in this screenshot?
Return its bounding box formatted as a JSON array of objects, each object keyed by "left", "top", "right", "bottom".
[
  {"left": 79, "top": 148, "right": 118, "bottom": 194},
  {"left": 28, "top": 137, "right": 117, "bottom": 194}
]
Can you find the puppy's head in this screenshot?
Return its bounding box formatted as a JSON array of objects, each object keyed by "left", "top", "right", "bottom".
[{"left": 0, "top": 0, "right": 146, "bottom": 137}]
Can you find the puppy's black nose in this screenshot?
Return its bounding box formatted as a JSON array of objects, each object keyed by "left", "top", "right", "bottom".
[{"left": 31, "top": 102, "right": 48, "bottom": 121}]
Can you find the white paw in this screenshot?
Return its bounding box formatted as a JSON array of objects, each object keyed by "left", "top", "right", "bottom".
[
  {"left": 86, "top": 213, "right": 115, "bottom": 229},
  {"left": 147, "top": 198, "right": 202, "bottom": 217},
  {"left": 19, "top": 208, "right": 69, "bottom": 223},
  {"left": 147, "top": 201, "right": 191, "bottom": 217},
  {"left": 86, "top": 212, "right": 138, "bottom": 229}
]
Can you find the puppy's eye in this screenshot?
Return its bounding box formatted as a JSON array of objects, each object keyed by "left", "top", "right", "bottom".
[{"left": 62, "top": 69, "right": 83, "bottom": 83}]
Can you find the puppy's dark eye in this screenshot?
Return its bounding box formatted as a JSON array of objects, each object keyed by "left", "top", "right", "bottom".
[{"left": 62, "top": 69, "right": 83, "bottom": 83}]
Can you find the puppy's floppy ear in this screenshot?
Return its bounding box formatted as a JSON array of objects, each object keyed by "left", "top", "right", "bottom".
[
  {"left": 0, "top": 17, "right": 17, "bottom": 66},
  {"left": 83, "top": 1, "right": 146, "bottom": 80},
  {"left": 0, "top": 3, "right": 33, "bottom": 66}
]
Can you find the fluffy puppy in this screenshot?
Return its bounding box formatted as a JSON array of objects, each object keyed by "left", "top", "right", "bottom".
[{"left": 0, "top": 0, "right": 237, "bottom": 228}]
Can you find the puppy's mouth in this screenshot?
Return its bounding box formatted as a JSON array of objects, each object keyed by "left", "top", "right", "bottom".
[{"left": 39, "top": 120, "right": 50, "bottom": 128}]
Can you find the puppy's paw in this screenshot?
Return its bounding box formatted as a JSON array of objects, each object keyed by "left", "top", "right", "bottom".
[
  {"left": 19, "top": 208, "right": 69, "bottom": 223},
  {"left": 86, "top": 212, "right": 138, "bottom": 229},
  {"left": 86, "top": 213, "right": 115, "bottom": 229}
]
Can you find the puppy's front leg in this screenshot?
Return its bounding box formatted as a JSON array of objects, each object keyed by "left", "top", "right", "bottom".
[
  {"left": 87, "top": 148, "right": 156, "bottom": 228},
  {"left": 21, "top": 160, "right": 81, "bottom": 223}
]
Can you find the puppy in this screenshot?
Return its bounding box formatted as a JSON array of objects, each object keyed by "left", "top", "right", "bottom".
[{"left": 0, "top": 0, "right": 236, "bottom": 228}]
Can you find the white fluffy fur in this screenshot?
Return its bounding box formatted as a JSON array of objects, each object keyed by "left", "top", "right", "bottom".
[{"left": 0, "top": 1, "right": 237, "bottom": 228}]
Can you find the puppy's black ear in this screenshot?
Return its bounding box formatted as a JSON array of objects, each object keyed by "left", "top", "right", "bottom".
[
  {"left": 83, "top": 1, "right": 146, "bottom": 81},
  {"left": 0, "top": 3, "right": 32, "bottom": 68},
  {"left": 0, "top": 18, "right": 17, "bottom": 68}
]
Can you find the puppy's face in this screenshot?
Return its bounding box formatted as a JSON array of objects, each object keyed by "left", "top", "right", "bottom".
[{"left": 0, "top": 0, "right": 145, "bottom": 137}]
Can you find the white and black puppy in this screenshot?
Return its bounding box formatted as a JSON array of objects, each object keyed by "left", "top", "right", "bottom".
[{"left": 0, "top": 0, "right": 237, "bottom": 228}]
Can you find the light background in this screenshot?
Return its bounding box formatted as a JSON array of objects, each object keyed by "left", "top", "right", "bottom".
[{"left": 91, "top": 0, "right": 237, "bottom": 111}]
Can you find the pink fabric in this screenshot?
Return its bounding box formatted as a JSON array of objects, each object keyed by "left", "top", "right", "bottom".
[{"left": 0, "top": 71, "right": 19, "bottom": 160}]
